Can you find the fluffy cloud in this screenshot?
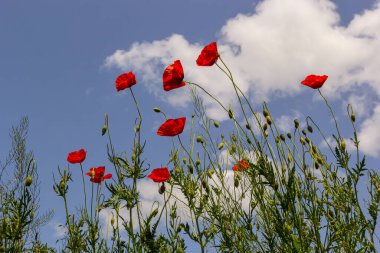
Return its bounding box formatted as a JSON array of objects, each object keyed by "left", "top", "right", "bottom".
[{"left": 105, "top": 0, "right": 380, "bottom": 157}]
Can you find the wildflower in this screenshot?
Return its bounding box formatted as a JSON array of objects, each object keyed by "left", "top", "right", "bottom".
[
  {"left": 196, "top": 42, "right": 219, "bottom": 66},
  {"left": 85, "top": 166, "right": 112, "bottom": 184},
  {"left": 232, "top": 159, "right": 249, "bottom": 172},
  {"left": 147, "top": 167, "right": 171, "bottom": 183},
  {"left": 115, "top": 72, "right": 136, "bottom": 91},
  {"left": 301, "top": 74, "right": 328, "bottom": 89},
  {"left": 157, "top": 117, "right": 186, "bottom": 136},
  {"left": 25, "top": 176, "right": 33, "bottom": 187},
  {"left": 67, "top": 149, "right": 86, "bottom": 164},
  {"left": 163, "top": 60, "right": 185, "bottom": 91}
]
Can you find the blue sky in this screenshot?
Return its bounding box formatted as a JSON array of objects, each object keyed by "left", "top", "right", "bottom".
[{"left": 1, "top": 0, "right": 379, "bottom": 249}]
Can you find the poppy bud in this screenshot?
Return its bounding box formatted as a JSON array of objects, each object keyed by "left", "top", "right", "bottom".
[
  {"left": 294, "top": 119, "right": 299, "bottom": 129},
  {"left": 350, "top": 113, "right": 356, "bottom": 122},
  {"left": 340, "top": 140, "right": 346, "bottom": 150},
  {"left": 287, "top": 133, "right": 291, "bottom": 139},
  {"left": 263, "top": 109, "right": 269, "bottom": 117},
  {"left": 159, "top": 184, "right": 165, "bottom": 194},
  {"left": 264, "top": 131, "right": 269, "bottom": 137},
  {"left": 305, "top": 137, "right": 311, "bottom": 144},
  {"left": 245, "top": 123, "right": 251, "bottom": 130},
  {"left": 213, "top": 120, "right": 220, "bottom": 128},
  {"left": 131, "top": 153, "right": 136, "bottom": 163},
  {"left": 234, "top": 178, "right": 239, "bottom": 188},
  {"left": 247, "top": 138, "right": 252, "bottom": 144},
  {"left": 30, "top": 211, "right": 35, "bottom": 220},
  {"left": 218, "top": 142, "right": 224, "bottom": 150},
  {"left": 101, "top": 125, "right": 108, "bottom": 136},
  {"left": 202, "top": 180, "right": 207, "bottom": 189},
  {"left": 207, "top": 169, "right": 214, "bottom": 178},
  {"left": 25, "top": 176, "right": 33, "bottom": 187},
  {"left": 275, "top": 137, "right": 280, "bottom": 143},
  {"left": 280, "top": 134, "right": 285, "bottom": 141},
  {"left": 188, "top": 165, "right": 193, "bottom": 174},
  {"left": 110, "top": 217, "right": 115, "bottom": 226},
  {"left": 307, "top": 125, "right": 313, "bottom": 133},
  {"left": 196, "top": 136, "right": 202, "bottom": 143},
  {"left": 300, "top": 137, "right": 306, "bottom": 145},
  {"left": 231, "top": 135, "right": 237, "bottom": 142},
  {"left": 302, "top": 130, "right": 307, "bottom": 136},
  {"left": 182, "top": 157, "right": 187, "bottom": 164},
  {"left": 266, "top": 116, "right": 272, "bottom": 125},
  {"left": 152, "top": 208, "right": 159, "bottom": 217},
  {"left": 196, "top": 159, "right": 201, "bottom": 166},
  {"left": 153, "top": 107, "right": 161, "bottom": 113},
  {"left": 228, "top": 108, "right": 234, "bottom": 119},
  {"left": 229, "top": 145, "right": 236, "bottom": 155},
  {"left": 175, "top": 167, "right": 181, "bottom": 174},
  {"left": 135, "top": 125, "right": 140, "bottom": 133},
  {"left": 263, "top": 122, "right": 268, "bottom": 131}
]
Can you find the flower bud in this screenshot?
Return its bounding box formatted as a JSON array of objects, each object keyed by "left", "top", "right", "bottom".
[
  {"left": 159, "top": 184, "right": 166, "bottom": 194},
  {"left": 247, "top": 138, "right": 252, "bottom": 144},
  {"left": 213, "top": 120, "right": 220, "bottom": 128},
  {"left": 280, "top": 134, "right": 285, "bottom": 141},
  {"left": 218, "top": 142, "right": 224, "bottom": 150},
  {"left": 152, "top": 208, "right": 159, "bottom": 217},
  {"left": 135, "top": 125, "right": 140, "bottom": 133},
  {"left": 264, "top": 131, "right": 269, "bottom": 137},
  {"left": 245, "top": 123, "right": 251, "bottom": 130},
  {"left": 207, "top": 169, "right": 214, "bottom": 178},
  {"left": 175, "top": 167, "right": 181, "bottom": 174},
  {"left": 350, "top": 113, "right": 356, "bottom": 122},
  {"left": 228, "top": 108, "right": 234, "bottom": 119},
  {"left": 340, "top": 140, "right": 346, "bottom": 150},
  {"left": 131, "top": 153, "right": 136, "bottom": 163},
  {"left": 300, "top": 137, "right": 306, "bottom": 145},
  {"left": 188, "top": 165, "right": 193, "bottom": 174},
  {"left": 25, "top": 175, "right": 33, "bottom": 187},
  {"left": 110, "top": 217, "right": 115, "bottom": 226},
  {"left": 307, "top": 125, "right": 313, "bottom": 133},
  {"left": 263, "top": 109, "right": 269, "bottom": 117},
  {"left": 266, "top": 116, "right": 272, "bottom": 125},
  {"left": 182, "top": 157, "right": 187, "bottom": 164},
  {"left": 229, "top": 145, "right": 236, "bottom": 155},
  {"left": 153, "top": 107, "right": 161, "bottom": 113},
  {"left": 195, "top": 159, "right": 201, "bottom": 166},
  {"left": 294, "top": 119, "right": 299, "bottom": 129},
  {"left": 234, "top": 178, "right": 239, "bottom": 188},
  {"left": 196, "top": 136, "right": 203, "bottom": 143},
  {"left": 302, "top": 130, "right": 307, "bottom": 136},
  {"left": 101, "top": 125, "right": 108, "bottom": 136},
  {"left": 287, "top": 133, "right": 291, "bottom": 139}
]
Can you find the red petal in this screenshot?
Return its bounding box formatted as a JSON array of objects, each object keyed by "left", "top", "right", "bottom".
[
  {"left": 115, "top": 72, "right": 137, "bottom": 91},
  {"left": 163, "top": 60, "right": 186, "bottom": 91},
  {"left": 147, "top": 167, "right": 171, "bottom": 183},
  {"left": 301, "top": 74, "right": 328, "bottom": 89},
  {"left": 157, "top": 117, "right": 186, "bottom": 136},
  {"left": 196, "top": 42, "right": 219, "bottom": 66}
]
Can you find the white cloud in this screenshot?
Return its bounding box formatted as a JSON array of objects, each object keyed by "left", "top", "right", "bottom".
[{"left": 105, "top": 0, "right": 380, "bottom": 157}]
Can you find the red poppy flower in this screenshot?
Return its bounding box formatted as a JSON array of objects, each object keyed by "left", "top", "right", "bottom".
[
  {"left": 147, "top": 167, "right": 171, "bottom": 183},
  {"left": 85, "top": 166, "right": 112, "bottom": 184},
  {"left": 163, "top": 60, "right": 185, "bottom": 91},
  {"left": 196, "top": 42, "right": 219, "bottom": 66},
  {"left": 301, "top": 74, "right": 328, "bottom": 89},
  {"left": 232, "top": 160, "right": 249, "bottom": 172},
  {"left": 157, "top": 117, "right": 186, "bottom": 136},
  {"left": 115, "top": 72, "right": 137, "bottom": 91},
  {"left": 67, "top": 149, "right": 86, "bottom": 164}
]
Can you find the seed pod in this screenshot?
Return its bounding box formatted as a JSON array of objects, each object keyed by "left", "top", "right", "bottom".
[
  {"left": 25, "top": 176, "right": 33, "bottom": 187},
  {"left": 218, "top": 142, "right": 224, "bottom": 150},
  {"left": 182, "top": 157, "right": 187, "bottom": 164},
  {"left": 264, "top": 131, "right": 269, "bottom": 137},
  {"left": 294, "top": 119, "right": 299, "bottom": 129},
  {"left": 287, "top": 133, "right": 291, "bottom": 139},
  {"left": 307, "top": 125, "right": 313, "bottom": 133},
  {"left": 196, "top": 136, "right": 202, "bottom": 143},
  {"left": 213, "top": 120, "right": 220, "bottom": 128},
  {"left": 302, "top": 130, "right": 307, "bottom": 136},
  {"left": 195, "top": 159, "right": 201, "bottom": 166},
  {"left": 280, "top": 134, "right": 285, "bottom": 141},
  {"left": 153, "top": 107, "right": 161, "bottom": 113}
]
